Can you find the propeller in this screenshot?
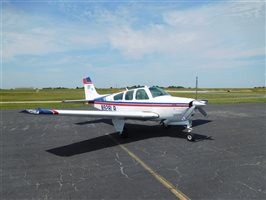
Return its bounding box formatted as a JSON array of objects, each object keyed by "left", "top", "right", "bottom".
[
  {"left": 198, "top": 107, "right": 208, "bottom": 117},
  {"left": 193, "top": 100, "right": 208, "bottom": 117},
  {"left": 182, "top": 100, "right": 208, "bottom": 120},
  {"left": 181, "top": 76, "right": 208, "bottom": 120},
  {"left": 182, "top": 105, "right": 196, "bottom": 120}
]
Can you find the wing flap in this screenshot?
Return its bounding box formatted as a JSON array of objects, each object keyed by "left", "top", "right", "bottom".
[{"left": 23, "top": 108, "right": 159, "bottom": 120}]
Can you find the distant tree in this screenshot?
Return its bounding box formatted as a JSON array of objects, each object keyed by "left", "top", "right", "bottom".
[{"left": 167, "top": 86, "right": 184, "bottom": 89}]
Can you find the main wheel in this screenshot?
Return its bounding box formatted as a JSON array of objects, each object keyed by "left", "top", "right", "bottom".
[
  {"left": 162, "top": 123, "right": 170, "bottom": 129},
  {"left": 160, "top": 121, "right": 169, "bottom": 129},
  {"left": 120, "top": 128, "right": 129, "bottom": 138},
  {"left": 186, "top": 133, "right": 195, "bottom": 142}
]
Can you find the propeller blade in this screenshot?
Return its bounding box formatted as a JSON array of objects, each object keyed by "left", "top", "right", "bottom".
[
  {"left": 182, "top": 106, "right": 196, "bottom": 121},
  {"left": 198, "top": 107, "right": 208, "bottom": 117},
  {"left": 192, "top": 100, "right": 206, "bottom": 107}
]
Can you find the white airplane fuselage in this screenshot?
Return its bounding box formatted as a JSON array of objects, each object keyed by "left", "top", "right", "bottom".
[{"left": 92, "top": 86, "right": 195, "bottom": 122}]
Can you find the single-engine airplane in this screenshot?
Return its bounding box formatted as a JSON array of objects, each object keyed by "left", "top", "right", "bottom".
[{"left": 24, "top": 76, "right": 208, "bottom": 141}]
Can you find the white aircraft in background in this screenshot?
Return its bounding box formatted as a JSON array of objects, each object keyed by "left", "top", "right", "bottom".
[{"left": 24, "top": 76, "right": 208, "bottom": 141}]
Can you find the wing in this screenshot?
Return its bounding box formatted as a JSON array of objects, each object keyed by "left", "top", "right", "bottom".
[{"left": 22, "top": 108, "right": 159, "bottom": 120}]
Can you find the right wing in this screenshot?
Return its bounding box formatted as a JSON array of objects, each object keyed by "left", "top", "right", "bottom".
[{"left": 22, "top": 108, "right": 159, "bottom": 120}]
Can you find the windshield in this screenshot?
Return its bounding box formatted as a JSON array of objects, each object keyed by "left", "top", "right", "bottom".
[{"left": 149, "top": 86, "right": 169, "bottom": 98}]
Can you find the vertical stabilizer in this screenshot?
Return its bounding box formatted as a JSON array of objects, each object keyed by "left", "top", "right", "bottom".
[{"left": 83, "top": 77, "right": 100, "bottom": 100}]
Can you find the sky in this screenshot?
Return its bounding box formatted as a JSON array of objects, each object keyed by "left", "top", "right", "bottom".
[{"left": 1, "top": 0, "right": 265, "bottom": 89}]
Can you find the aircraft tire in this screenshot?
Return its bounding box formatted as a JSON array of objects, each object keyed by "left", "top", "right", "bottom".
[
  {"left": 162, "top": 123, "right": 170, "bottom": 129},
  {"left": 160, "top": 121, "right": 170, "bottom": 129},
  {"left": 120, "top": 128, "right": 129, "bottom": 139},
  {"left": 186, "top": 133, "right": 195, "bottom": 142}
]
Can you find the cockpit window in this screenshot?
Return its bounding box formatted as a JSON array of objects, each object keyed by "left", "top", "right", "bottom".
[
  {"left": 149, "top": 86, "right": 169, "bottom": 98},
  {"left": 114, "top": 92, "right": 123, "bottom": 100},
  {"left": 125, "top": 90, "right": 134, "bottom": 100},
  {"left": 136, "top": 89, "right": 149, "bottom": 100}
]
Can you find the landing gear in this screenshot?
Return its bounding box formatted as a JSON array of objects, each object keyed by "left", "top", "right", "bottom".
[
  {"left": 184, "top": 122, "right": 195, "bottom": 142},
  {"left": 119, "top": 127, "right": 129, "bottom": 138},
  {"left": 160, "top": 120, "right": 170, "bottom": 129},
  {"left": 112, "top": 119, "right": 128, "bottom": 138},
  {"left": 186, "top": 133, "right": 195, "bottom": 142}
]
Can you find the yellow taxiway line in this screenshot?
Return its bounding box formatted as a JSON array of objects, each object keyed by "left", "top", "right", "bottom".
[{"left": 107, "top": 134, "right": 190, "bottom": 200}]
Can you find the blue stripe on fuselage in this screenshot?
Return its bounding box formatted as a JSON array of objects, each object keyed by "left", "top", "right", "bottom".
[{"left": 92, "top": 94, "right": 189, "bottom": 107}]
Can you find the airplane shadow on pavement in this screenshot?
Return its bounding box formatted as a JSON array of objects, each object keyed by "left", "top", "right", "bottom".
[{"left": 47, "top": 119, "right": 212, "bottom": 157}]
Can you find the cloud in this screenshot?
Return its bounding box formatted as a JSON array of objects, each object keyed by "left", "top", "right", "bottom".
[
  {"left": 106, "top": 1, "right": 265, "bottom": 66},
  {"left": 4, "top": 1, "right": 264, "bottom": 61},
  {"left": 108, "top": 25, "right": 198, "bottom": 58},
  {"left": 2, "top": 1, "right": 265, "bottom": 88},
  {"left": 3, "top": 31, "right": 58, "bottom": 60},
  {"left": 203, "top": 47, "right": 265, "bottom": 61},
  {"left": 46, "top": 68, "right": 63, "bottom": 73},
  {"left": 2, "top": 6, "right": 106, "bottom": 60}
]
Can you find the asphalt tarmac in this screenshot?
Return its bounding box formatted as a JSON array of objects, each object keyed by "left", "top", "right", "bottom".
[{"left": 1, "top": 103, "right": 265, "bottom": 200}]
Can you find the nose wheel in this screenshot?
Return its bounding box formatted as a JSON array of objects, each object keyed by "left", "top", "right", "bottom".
[
  {"left": 186, "top": 133, "right": 195, "bottom": 141},
  {"left": 185, "top": 125, "right": 195, "bottom": 142}
]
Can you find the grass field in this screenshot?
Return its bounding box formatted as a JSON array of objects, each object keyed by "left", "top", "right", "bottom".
[{"left": 1, "top": 88, "right": 265, "bottom": 109}]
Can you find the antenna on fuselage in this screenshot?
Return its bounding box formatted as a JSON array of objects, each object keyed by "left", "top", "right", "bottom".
[{"left": 195, "top": 76, "right": 198, "bottom": 100}]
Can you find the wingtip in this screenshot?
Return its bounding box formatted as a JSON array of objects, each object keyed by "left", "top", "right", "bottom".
[{"left": 20, "top": 108, "right": 59, "bottom": 115}]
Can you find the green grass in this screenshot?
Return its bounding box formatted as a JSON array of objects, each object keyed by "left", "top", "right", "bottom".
[
  {"left": 166, "top": 87, "right": 266, "bottom": 93},
  {"left": 170, "top": 92, "right": 265, "bottom": 99},
  {"left": 207, "top": 98, "right": 266, "bottom": 104},
  {"left": 1, "top": 88, "right": 265, "bottom": 109},
  {"left": 1, "top": 103, "right": 90, "bottom": 110},
  {"left": 1, "top": 89, "right": 84, "bottom": 101},
  {"left": 0, "top": 88, "right": 124, "bottom": 102},
  {"left": 169, "top": 89, "right": 265, "bottom": 104}
]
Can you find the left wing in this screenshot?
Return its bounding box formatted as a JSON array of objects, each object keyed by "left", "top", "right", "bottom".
[{"left": 22, "top": 108, "right": 159, "bottom": 120}]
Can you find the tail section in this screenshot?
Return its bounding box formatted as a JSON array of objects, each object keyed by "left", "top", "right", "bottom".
[{"left": 83, "top": 77, "right": 100, "bottom": 100}]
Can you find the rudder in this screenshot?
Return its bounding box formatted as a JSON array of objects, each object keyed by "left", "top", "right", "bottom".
[{"left": 83, "top": 77, "right": 100, "bottom": 100}]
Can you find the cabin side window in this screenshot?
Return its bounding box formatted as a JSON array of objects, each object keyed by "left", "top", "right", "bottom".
[
  {"left": 149, "top": 86, "right": 169, "bottom": 98},
  {"left": 114, "top": 92, "right": 123, "bottom": 100},
  {"left": 136, "top": 89, "right": 149, "bottom": 100},
  {"left": 125, "top": 90, "right": 134, "bottom": 100}
]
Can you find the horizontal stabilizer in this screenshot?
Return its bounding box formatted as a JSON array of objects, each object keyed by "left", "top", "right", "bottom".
[{"left": 62, "top": 99, "right": 94, "bottom": 104}]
